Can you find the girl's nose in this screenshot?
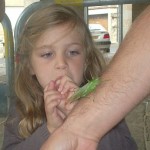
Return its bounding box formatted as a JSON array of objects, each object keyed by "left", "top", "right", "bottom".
[{"left": 55, "top": 55, "right": 67, "bottom": 69}]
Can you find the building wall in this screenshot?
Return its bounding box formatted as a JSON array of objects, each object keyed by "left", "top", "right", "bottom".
[
  {"left": 5, "top": 0, "right": 24, "bottom": 6},
  {"left": 123, "top": 4, "right": 132, "bottom": 38}
]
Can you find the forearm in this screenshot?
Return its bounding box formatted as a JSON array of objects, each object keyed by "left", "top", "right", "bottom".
[
  {"left": 62, "top": 5, "right": 150, "bottom": 141},
  {"left": 41, "top": 6, "right": 150, "bottom": 150}
]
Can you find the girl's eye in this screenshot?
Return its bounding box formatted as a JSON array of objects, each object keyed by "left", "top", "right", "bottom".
[
  {"left": 41, "top": 52, "right": 53, "bottom": 58},
  {"left": 68, "top": 50, "right": 80, "bottom": 56}
]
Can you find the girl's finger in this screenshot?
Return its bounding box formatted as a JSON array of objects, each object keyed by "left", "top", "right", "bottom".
[
  {"left": 44, "top": 90, "right": 62, "bottom": 102},
  {"left": 44, "top": 80, "right": 55, "bottom": 92},
  {"left": 45, "top": 99, "right": 60, "bottom": 114},
  {"left": 61, "top": 82, "right": 78, "bottom": 94},
  {"left": 56, "top": 76, "right": 72, "bottom": 92}
]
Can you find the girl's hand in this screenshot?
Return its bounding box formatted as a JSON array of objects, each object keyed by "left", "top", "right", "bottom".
[
  {"left": 55, "top": 76, "right": 78, "bottom": 96},
  {"left": 55, "top": 75, "right": 79, "bottom": 115},
  {"left": 44, "top": 80, "right": 66, "bottom": 133}
]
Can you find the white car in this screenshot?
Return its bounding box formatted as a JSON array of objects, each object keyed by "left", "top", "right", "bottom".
[{"left": 89, "top": 24, "right": 111, "bottom": 52}]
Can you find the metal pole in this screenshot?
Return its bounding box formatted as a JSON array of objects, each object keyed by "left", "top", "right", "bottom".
[
  {"left": 84, "top": 6, "right": 88, "bottom": 24},
  {"left": 40, "top": 0, "right": 150, "bottom": 6},
  {"left": 1, "top": 13, "right": 14, "bottom": 112},
  {"left": 118, "top": 5, "right": 123, "bottom": 43},
  {"left": 83, "top": 0, "right": 150, "bottom": 6},
  {"left": 14, "top": 1, "right": 51, "bottom": 52}
]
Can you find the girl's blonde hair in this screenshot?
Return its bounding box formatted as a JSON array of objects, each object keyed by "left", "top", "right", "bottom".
[{"left": 15, "top": 3, "right": 106, "bottom": 138}]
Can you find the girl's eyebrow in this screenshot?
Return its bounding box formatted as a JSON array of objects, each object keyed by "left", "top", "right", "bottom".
[
  {"left": 35, "top": 45, "right": 52, "bottom": 51},
  {"left": 63, "top": 42, "right": 83, "bottom": 47},
  {"left": 36, "top": 42, "right": 82, "bottom": 50}
]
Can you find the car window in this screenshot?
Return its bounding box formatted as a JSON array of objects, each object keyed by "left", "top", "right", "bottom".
[{"left": 89, "top": 24, "right": 106, "bottom": 31}]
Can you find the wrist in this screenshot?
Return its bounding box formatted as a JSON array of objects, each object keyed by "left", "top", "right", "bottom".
[{"left": 61, "top": 94, "right": 103, "bottom": 142}]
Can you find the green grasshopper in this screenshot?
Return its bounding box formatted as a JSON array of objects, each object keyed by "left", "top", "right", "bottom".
[{"left": 69, "top": 78, "right": 101, "bottom": 102}]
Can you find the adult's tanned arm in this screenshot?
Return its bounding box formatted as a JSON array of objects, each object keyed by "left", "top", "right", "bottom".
[{"left": 41, "top": 5, "right": 150, "bottom": 150}]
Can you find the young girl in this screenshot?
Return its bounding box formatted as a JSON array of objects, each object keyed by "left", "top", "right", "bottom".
[{"left": 2, "top": 4, "right": 137, "bottom": 150}]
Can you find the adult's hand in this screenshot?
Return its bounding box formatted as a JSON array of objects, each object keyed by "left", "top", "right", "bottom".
[{"left": 40, "top": 125, "right": 97, "bottom": 150}]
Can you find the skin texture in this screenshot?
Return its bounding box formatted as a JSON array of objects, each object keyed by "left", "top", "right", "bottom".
[
  {"left": 30, "top": 24, "right": 85, "bottom": 133},
  {"left": 40, "top": 5, "right": 150, "bottom": 150}
]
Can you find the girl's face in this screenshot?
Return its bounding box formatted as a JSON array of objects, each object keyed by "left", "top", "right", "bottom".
[{"left": 30, "top": 24, "right": 86, "bottom": 88}]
